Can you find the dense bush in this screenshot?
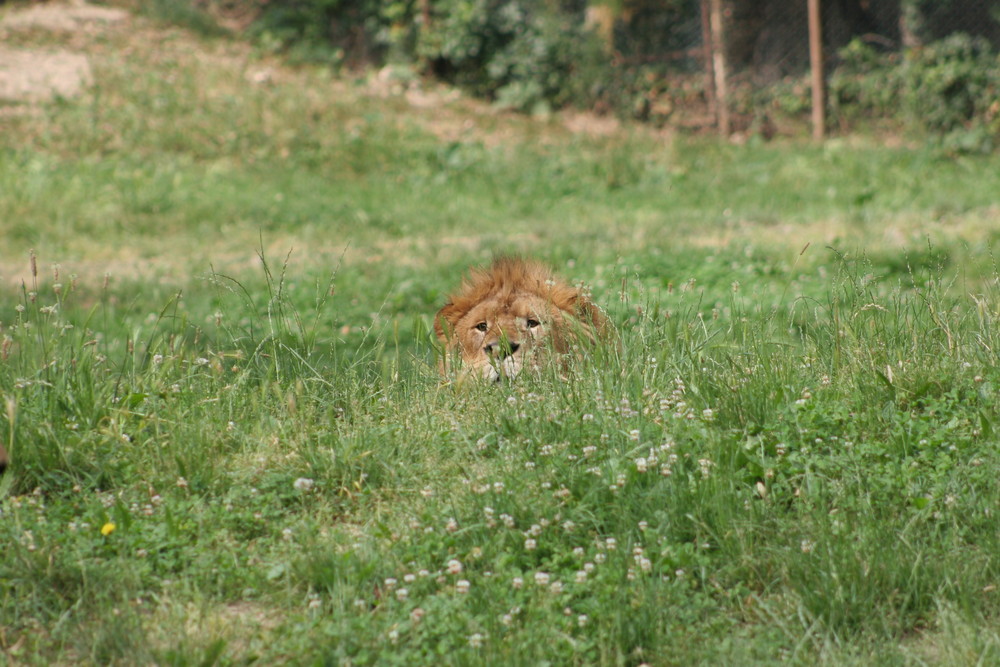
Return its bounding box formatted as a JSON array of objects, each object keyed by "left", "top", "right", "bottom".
[
  {"left": 250, "top": 0, "right": 414, "bottom": 65},
  {"left": 831, "top": 34, "right": 1000, "bottom": 151},
  {"left": 418, "top": 0, "right": 609, "bottom": 112},
  {"left": 249, "top": 0, "right": 610, "bottom": 112}
]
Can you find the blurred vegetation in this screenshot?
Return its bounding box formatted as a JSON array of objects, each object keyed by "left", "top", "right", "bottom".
[
  {"left": 137, "top": 0, "right": 1000, "bottom": 148},
  {"left": 830, "top": 34, "right": 1000, "bottom": 153}
]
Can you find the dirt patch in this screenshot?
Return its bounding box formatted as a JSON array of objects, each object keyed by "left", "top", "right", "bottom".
[
  {"left": 0, "top": 48, "right": 93, "bottom": 102},
  {"left": 0, "top": 0, "right": 127, "bottom": 103},
  {"left": 0, "top": 0, "right": 127, "bottom": 32}
]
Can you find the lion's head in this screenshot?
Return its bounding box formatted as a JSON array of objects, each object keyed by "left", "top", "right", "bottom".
[{"left": 434, "top": 257, "right": 608, "bottom": 382}]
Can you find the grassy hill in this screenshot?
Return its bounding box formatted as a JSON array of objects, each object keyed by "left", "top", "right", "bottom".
[{"left": 2, "top": 3, "right": 1000, "bottom": 664}]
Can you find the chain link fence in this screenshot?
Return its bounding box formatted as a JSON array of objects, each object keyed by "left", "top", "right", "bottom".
[{"left": 604, "top": 0, "right": 1000, "bottom": 136}]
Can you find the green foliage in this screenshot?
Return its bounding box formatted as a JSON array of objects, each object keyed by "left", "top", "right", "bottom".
[
  {"left": 418, "top": 0, "right": 609, "bottom": 111},
  {"left": 251, "top": 0, "right": 415, "bottom": 65},
  {"left": 831, "top": 34, "right": 1000, "bottom": 151},
  {"left": 138, "top": 0, "right": 230, "bottom": 37}
]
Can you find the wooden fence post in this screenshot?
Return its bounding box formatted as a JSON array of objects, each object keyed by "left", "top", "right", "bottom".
[
  {"left": 708, "top": 0, "right": 729, "bottom": 136},
  {"left": 808, "top": 0, "right": 826, "bottom": 140}
]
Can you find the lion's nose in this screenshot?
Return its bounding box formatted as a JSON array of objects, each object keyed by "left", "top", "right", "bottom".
[{"left": 485, "top": 341, "right": 520, "bottom": 358}]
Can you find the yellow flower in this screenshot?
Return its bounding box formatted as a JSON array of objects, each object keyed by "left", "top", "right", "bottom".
[{"left": 101, "top": 522, "right": 116, "bottom": 536}]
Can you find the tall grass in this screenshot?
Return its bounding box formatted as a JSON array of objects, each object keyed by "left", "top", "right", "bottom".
[{"left": 2, "top": 6, "right": 1000, "bottom": 664}]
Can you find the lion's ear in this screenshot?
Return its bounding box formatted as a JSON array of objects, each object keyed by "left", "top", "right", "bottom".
[
  {"left": 555, "top": 291, "right": 610, "bottom": 341},
  {"left": 434, "top": 302, "right": 463, "bottom": 344},
  {"left": 575, "top": 296, "right": 609, "bottom": 336}
]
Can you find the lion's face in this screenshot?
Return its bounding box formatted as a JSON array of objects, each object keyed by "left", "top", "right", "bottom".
[{"left": 435, "top": 257, "right": 606, "bottom": 382}]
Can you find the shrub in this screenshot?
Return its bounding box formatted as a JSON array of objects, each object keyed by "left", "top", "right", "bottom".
[
  {"left": 900, "top": 34, "right": 1000, "bottom": 134},
  {"left": 830, "top": 34, "right": 1000, "bottom": 151},
  {"left": 250, "top": 0, "right": 415, "bottom": 65},
  {"left": 418, "top": 0, "right": 609, "bottom": 112}
]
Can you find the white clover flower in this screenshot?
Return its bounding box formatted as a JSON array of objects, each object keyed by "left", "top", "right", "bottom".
[
  {"left": 629, "top": 429, "right": 641, "bottom": 441},
  {"left": 595, "top": 553, "right": 606, "bottom": 564},
  {"left": 403, "top": 573, "right": 416, "bottom": 583},
  {"left": 534, "top": 572, "right": 550, "bottom": 586},
  {"left": 549, "top": 581, "right": 563, "bottom": 594},
  {"left": 583, "top": 562, "right": 595, "bottom": 573},
  {"left": 282, "top": 527, "right": 293, "bottom": 541},
  {"left": 575, "top": 570, "right": 588, "bottom": 583},
  {"left": 468, "top": 633, "right": 485, "bottom": 648},
  {"left": 395, "top": 588, "right": 409, "bottom": 601},
  {"left": 445, "top": 517, "right": 458, "bottom": 532},
  {"left": 447, "top": 559, "right": 463, "bottom": 575},
  {"left": 384, "top": 578, "right": 398, "bottom": 590},
  {"left": 293, "top": 477, "right": 315, "bottom": 491},
  {"left": 800, "top": 539, "right": 816, "bottom": 554},
  {"left": 635, "top": 457, "right": 648, "bottom": 473},
  {"left": 410, "top": 607, "right": 425, "bottom": 623},
  {"left": 456, "top": 579, "right": 470, "bottom": 594},
  {"left": 605, "top": 537, "right": 617, "bottom": 550},
  {"left": 512, "top": 576, "right": 524, "bottom": 589},
  {"left": 524, "top": 538, "right": 537, "bottom": 551}
]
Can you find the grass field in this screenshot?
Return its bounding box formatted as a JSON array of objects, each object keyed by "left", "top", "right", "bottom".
[{"left": 2, "top": 5, "right": 1000, "bottom": 665}]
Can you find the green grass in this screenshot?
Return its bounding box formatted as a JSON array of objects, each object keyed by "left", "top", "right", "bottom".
[{"left": 2, "top": 5, "right": 1000, "bottom": 665}]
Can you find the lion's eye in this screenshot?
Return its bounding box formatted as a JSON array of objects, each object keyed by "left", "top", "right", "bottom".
[
  {"left": 475, "top": 322, "right": 489, "bottom": 332},
  {"left": 526, "top": 318, "right": 541, "bottom": 329}
]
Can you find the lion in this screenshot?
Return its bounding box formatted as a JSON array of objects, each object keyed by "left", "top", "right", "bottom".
[{"left": 434, "top": 256, "right": 609, "bottom": 382}]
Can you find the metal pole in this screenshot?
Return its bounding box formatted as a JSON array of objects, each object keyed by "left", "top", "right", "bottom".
[{"left": 808, "top": 0, "right": 825, "bottom": 140}]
